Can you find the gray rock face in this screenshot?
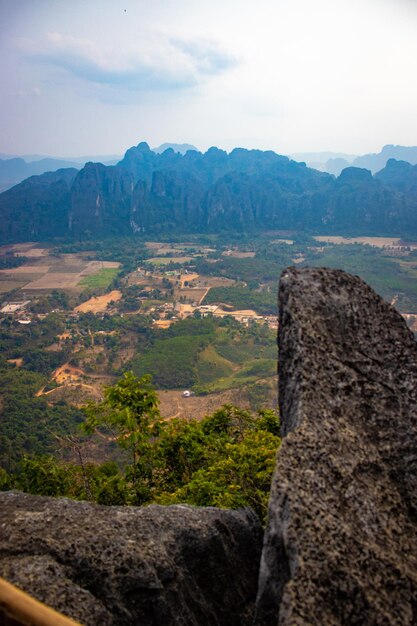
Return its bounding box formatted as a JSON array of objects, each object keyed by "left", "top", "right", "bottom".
[
  {"left": 255, "top": 267, "right": 417, "bottom": 625},
  {"left": 0, "top": 493, "right": 262, "bottom": 626}
]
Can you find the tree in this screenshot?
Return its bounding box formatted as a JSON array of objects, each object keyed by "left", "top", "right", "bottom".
[
  {"left": 155, "top": 407, "right": 280, "bottom": 521},
  {"left": 83, "top": 372, "right": 161, "bottom": 503},
  {"left": 19, "top": 455, "right": 74, "bottom": 497}
]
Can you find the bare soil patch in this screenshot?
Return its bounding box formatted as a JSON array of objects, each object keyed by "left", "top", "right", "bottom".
[
  {"left": 222, "top": 251, "right": 256, "bottom": 258},
  {"left": 153, "top": 320, "right": 175, "bottom": 329},
  {"left": 271, "top": 239, "right": 294, "bottom": 245},
  {"left": 74, "top": 290, "right": 122, "bottom": 313},
  {"left": 25, "top": 272, "right": 84, "bottom": 289},
  {"left": 314, "top": 236, "right": 403, "bottom": 248},
  {"left": 158, "top": 386, "right": 276, "bottom": 421},
  {"left": 148, "top": 256, "right": 193, "bottom": 265},
  {"left": 7, "top": 243, "right": 49, "bottom": 257},
  {"left": 179, "top": 272, "right": 199, "bottom": 286},
  {"left": 52, "top": 364, "right": 86, "bottom": 385},
  {"left": 0, "top": 280, "right": 30, "bottom": 293},
  {"left": 175, "top": 303, "right": 195, "bottom": 318},
  {"left": 38, "top": 383, "right": 103, "bottom": 406},
  {"left": 0, "top": 265, "right": 50, "bottom": 275},
  {"left": 145, "top": 242, "right": 164, "bottom": 250},
  {"left": 0, "top": 249, "right": 120, "bottom": 296},
  {"left": 205, "top": 276, "right": 237, "bottom": 287},
  {"left": 177, "top": 288, "right": 207, "bottom": 304},
  {"left": 214, "top": 307, "right": 259, "bottom": 317},
  {"left": 6, "top": 358, "right": 23, "bottom": 367},
  {"left": 79, "top": 260, "right": 120, "bottom": 276}
]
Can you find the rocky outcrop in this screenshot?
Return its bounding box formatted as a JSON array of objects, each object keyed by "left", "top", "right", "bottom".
[
  {"left": 0, "top": 493, "right": 262, "bottom": 626},
  {"left": 0, "top": 168, "right": 77, "bottom": 242},
  {"left": 255, "top": 267, "right": 417, "bottom": 625},
  {"left": 376, "top": 158, "right": 417, "bottom": 195},
  {"left": 69, "top": 163, "right": 133, "bottom": 237}
]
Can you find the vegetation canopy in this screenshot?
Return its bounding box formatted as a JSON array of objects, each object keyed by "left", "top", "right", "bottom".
[{"left": 4, "top": 373, "right": 281, "bottom": 521}]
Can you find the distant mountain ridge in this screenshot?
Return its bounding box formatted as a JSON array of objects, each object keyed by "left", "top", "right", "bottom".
[
  {"left": 1, "top": 141, "right": 417, "bottom": 243},
  {"left": 290, "top": 144, "right": 417, "bottom": 176},
  {"left": 152, "top": 143, "right": 198, "bottom": 154},
  {"left": 0, "top": 157, "right": 81, "bottom": 193},
  {"left": 0, "top": 146, "right": 198, "bottom": 192},
  {"left": 351, "top": 145, "right": 417, "bottom": 173}
]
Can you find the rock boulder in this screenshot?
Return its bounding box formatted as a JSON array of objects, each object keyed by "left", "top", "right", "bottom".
[
  {"left": 0, "top": 494, "right": 262, "bottom": 626},
  {"left": 255, "top": 267, "right": 417, "bottom": 625}
]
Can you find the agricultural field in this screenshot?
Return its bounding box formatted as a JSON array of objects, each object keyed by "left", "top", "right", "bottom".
[
  {"left": 0, "top": 243, "right": 121, "bottom": 295},
  {"left": 2, "top": 232, "right": 417, "bottom": 471},
  {"left": 147, "top": 256, "right": 193, "bottom": 266},
  {"left": 75, "top": 290, "right": 122, "bottom": 313},
  {"left": 313, "top": 236, "right": 406, "bottom": 247}
]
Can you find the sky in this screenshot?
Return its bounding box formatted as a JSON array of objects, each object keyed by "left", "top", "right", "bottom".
[{"left": 1, "top": 0, "right": 417, "bottom": 158}]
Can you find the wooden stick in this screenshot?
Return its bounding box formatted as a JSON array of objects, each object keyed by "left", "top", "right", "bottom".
[{"left": 0, "top": 577, "right": 82, "bottom": 626}]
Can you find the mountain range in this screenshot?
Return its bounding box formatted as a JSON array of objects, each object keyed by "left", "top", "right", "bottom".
[{"left": 1, "top": 141, "right": 417, "bottom": 243}]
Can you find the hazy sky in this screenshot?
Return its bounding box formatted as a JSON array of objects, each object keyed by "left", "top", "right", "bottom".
[{"left": 1, "top": 0, "right": 417, "bottom": 157}]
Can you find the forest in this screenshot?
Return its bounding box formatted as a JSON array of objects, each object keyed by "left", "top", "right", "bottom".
[{"left": 1, "top": 373, "right": 280, "bottom": 522}]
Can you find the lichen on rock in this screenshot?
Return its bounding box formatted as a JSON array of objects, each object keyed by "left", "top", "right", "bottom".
[
  {"left": 0, "top": 495, "right": 262, "bottom": 626},
  {"left": 255, "top": 267, "right": 417, "bottom": 625}
]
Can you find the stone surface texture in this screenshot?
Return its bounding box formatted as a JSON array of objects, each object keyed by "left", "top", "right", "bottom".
[
  {"left": 0, "top": 494, "right": 262, "bottom": 626},
  {"left": 255, "top": 266, "right": 417, "bottom": 626}
]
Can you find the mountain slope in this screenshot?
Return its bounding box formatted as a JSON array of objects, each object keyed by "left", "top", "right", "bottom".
[{"left": 0, "top": 168, "right": 78, "bottom": 241}]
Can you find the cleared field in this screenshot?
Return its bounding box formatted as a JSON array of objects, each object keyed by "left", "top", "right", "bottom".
[
  {"left": 205, "top": 276, "right": 237, "bottom": 287},
  {"left": 145, "top": 241, "right": 213, "bottom": 252},
  {"left": 177, "top": 288, "right": 207, "bottom": 304},
  {"left": 74, "top": 290, "right": 122, "bottom": 313},
  {"left": 148, "top": 256, "right": 193, "bottom": 265},
  {"left": 271, "top": 239, "right": 294, "bottom": 245},
  {"left": 25, "top": 272, "right": 85, "bottom": 289},
  {"left": 176, "top": 303, "right": 195, "bottom": 318},
  {"left": 179, "top": 272, "right": 199, "bottom": 286},
  {"left": 157, "top": 388, "right": 258, "bottom": 420},
  {"left": 0, "top": 265, "right": 50, "bottom": 274},
  {"left": 145, "top": 241, "right": 164, "bottom": 249},
  {"left": 0, "top": 276, "right": 38, "bottom": 292},
  {"left": 0, "top": 249, "right": 121, "bottom": 296},
  {"left": 80, "top": 260, "right": 120, "bottom": 275},
  {"left": 79, "top": 267, "right": 120, "bottom": 289},
  {"left": 222, "top": 251, "right": 256, "bottom": 258},
  {"left": 6, "top": 243, "right": 49, "bottom": 258},
  {"left": 153, "top": 320, "right": 175, "bottom": 329},
  {"left": 158, "top": 378, "right": 278, "bottom": 420},
  {"left": 214, "top": 308, "right": 259, "bottom": 318},
  {"left": 314, "top": 236, "right": 402, "bottom": 247}
]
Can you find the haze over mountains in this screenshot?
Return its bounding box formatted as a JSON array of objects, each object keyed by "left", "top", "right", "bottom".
[
  {"left": 2, "top": 144, "right": 416, "bottom": 195},
  {"left": 1, "top": 141, "right": 417, "bottom": 243},
  {"left": 292, "top": 145, "right": 417, "bottom": 176},
  {"left": 0, "top": 144, "right": 198, "bottom": 193},
  {"left": 0, "top": 157, "right": 81, "bottom": 194}
]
